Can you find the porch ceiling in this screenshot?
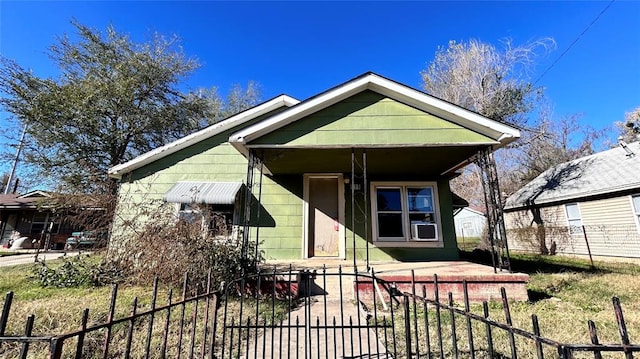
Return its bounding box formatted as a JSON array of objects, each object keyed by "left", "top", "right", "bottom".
[{"left": 256, "top": 146, "right": 485, "bottom": 176}]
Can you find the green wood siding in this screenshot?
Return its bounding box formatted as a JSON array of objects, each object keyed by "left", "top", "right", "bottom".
[
  {"left": 251, "top": 91, "right": 494, "bottom": 147},
  {"left": 112, "top": 94, "right": 465, "bottom": 261},
  {"left": 113, "top": 144, "right": 305, "bottom": 260},
  {"left": 112, "top": 109, "right": 305, "bottom": 260}
]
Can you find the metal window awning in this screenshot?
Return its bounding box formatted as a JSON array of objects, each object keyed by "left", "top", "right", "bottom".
[{"left": 163, "top": 182, "right": 243, "bottom": 205}]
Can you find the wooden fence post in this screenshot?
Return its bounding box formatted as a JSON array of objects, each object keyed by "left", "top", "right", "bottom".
[{"left": 581, "top": 225, "right": 595, "bottom": 268}]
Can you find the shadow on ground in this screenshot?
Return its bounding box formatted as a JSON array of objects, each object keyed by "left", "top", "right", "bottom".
[{"left": 458, "top": 248, "right": 616, "bottom": 275}]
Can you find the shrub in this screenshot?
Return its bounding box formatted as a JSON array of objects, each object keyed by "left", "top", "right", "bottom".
[
  {"left": 105, "top": 206, "right": 263, "bottom": 293},
  {"left": 31, "top": 253, "right": 126, "bottom": 288},
  {"left": 32, "top": 254, "right": 93, "bottom": 288}
]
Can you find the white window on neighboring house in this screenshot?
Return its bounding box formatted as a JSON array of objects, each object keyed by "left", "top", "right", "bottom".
[
  {"left": 371, "top": 182, "right": 441, "bottom": 245},
  {"left": 631, "top": 195, "right": 640, "bottom": 232},
  {"left": 565, "top": 203, "right": 583, "bottom": 235}
]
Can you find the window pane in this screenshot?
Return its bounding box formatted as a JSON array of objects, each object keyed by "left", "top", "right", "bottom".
[
  {"left": 179, "top": 211, "right": 201, "bottom": 223},
  {"left": 377, "top": 213, "right": 404, "bottom": 238},
  {"left": 568, "top": 219, "right": 583, "bottom": 235},
  {"left": 32, "top": 213, "right": 48, "bottom": 222},
  {"left": 568, "top": 219, "right": 582, "bottom": 227},
  {"left": 377, "top": 188, "right": 402, "bottom": 211},
  {"left": 565, "top": 204, "right": 580, "bottom": 219},
  {"left": 409, "top": 212, "right": 435, "bottom": 223},
  {"left": 206, "top": 208, "right": 234, "bottom": 236},
  {"left": 407, "top": 187, "right": 433, "bottom": 212},
  {"left": 31, "top": 224, "right": 45, "bottom": 234},
  {"left": 632, "top": 196, "right": 640, "bottom": 212}
]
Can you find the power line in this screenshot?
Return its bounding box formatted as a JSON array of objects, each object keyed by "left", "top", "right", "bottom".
[{"left": 533, "top": 0, "right": 616, "bottom": 86}]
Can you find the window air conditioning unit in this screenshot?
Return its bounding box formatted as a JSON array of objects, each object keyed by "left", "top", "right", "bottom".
[{"left": 411, "top": 222, "right": 438, "bottom": 241}]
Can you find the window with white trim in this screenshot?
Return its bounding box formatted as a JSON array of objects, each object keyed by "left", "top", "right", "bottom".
[
  {"left": 564, "top": 203, "right": 583, "bottom": 235},
  {"left": 372, "top": 182, "right": 440, "bottom": 243},
  {"left": 632, "top": 195, "right": 640, "bottom": 231}
]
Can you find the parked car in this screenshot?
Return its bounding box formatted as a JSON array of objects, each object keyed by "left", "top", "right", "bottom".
[{"left": 65, "top": 231, "right": 107, "bottom": 250}]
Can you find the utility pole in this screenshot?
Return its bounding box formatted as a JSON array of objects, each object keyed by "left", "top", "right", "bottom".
[{"left": 4, "top": 123, "right": 27, "bottom": 195}]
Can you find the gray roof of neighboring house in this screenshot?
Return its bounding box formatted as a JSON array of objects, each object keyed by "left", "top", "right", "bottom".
[
  {"left": 504, "top": 141, "right": 640, "bottom": 210},
  {"left": 0, "top": 191, "right": 50, "bottom": 209}
]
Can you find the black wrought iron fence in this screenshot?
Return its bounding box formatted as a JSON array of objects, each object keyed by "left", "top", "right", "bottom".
[
  {"left": 0, "top": 274, "right": 220, "bottom": 359},
  {"left": 394, "top": 271, "right": 640, "bottom": 358},
  {"left": 1, "top": 266, "right": 638, "bottom": 358},
  {"left": 214, "top": 266, "right": 397, "bottom": 359}
]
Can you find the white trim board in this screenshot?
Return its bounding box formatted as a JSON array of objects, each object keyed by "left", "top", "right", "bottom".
[{"left": 230, "top": 72, "right": 520, "bottom": 156}]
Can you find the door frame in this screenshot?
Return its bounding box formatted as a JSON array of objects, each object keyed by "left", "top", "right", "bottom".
[{"left": 302, "top": 173, "right": 345, "bottom": 259}]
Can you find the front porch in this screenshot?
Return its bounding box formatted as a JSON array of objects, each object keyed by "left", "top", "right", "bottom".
[
  {"left": 265, "top": 259, "right": 530, "bottom": 302},
  {"left": 229, "top": 73, "right": 518, "bottom": 271}
]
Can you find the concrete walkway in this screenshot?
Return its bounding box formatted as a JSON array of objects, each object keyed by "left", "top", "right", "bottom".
[
  {"left": 232, "top": 259, "right": 531, "bottom": 358},
  {"left": 242, "top": 269, "right": 392, "bottom": 359}
]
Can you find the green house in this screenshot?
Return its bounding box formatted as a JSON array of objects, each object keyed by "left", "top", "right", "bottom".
[{"left": 108, "top": 73, "right": 519, "bottom": 262}]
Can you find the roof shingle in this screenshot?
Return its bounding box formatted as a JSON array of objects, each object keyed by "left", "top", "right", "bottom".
[{"left": 505, "top": 141, "right": 640, "bottom": 210}]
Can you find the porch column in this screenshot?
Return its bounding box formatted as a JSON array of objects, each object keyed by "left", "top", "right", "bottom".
[
  {"left": 477, "top": 148, "right": 511, "bottom": 273},
  {"left": 350, "top": 148, "right": 369, "bottom": 272},
  {"left": 241, "top": 149, "right": 264, "bottom": 268}
]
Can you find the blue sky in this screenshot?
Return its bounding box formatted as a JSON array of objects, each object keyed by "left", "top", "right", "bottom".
[{"left": 1, "top": 1, "right": 639, "bottom": 176}]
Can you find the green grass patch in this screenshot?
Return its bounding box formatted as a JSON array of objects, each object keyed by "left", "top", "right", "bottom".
[
  {"left": 0, "top": 251, "right": 21, "bottom": 257},
  {"left": 437, "top": 250, "right": 640, "bottom": 351},
  {"left": 0, "top": 256, "right": 298, "bottom": 358},
  {"left": 456, "top": 236, "right": 482, "bottom": 252}
]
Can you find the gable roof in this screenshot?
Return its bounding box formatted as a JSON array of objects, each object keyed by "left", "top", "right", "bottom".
[
  {"left": 0, "top": 191, "right": 50, "bottom": 209},
  {"left": 17, "top": 190, "right": 50, "bottom": 198},
  {"left": 107, "top": 95, "right": 299, "bottom": 179},
  {"left": 229, "top": 72, "right": 520, "bottom": 155},
  {"left": 505, "top": 141, "right": 640, "bottom": 210},
  {"left": 455, "top": 207, "right": 486, "bottom": 217}
]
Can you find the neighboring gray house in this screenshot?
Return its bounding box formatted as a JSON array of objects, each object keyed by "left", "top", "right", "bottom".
[
  {"left": 504, "top": 141, "right": 640, "bottom": 259},
  {"left": 454, "top": 207, "right": 486, "bottom": 239}
]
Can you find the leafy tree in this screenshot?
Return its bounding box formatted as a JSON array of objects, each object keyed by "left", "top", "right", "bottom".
[{"left": 0, "top": 20, "right": 259, "bottom": 195}]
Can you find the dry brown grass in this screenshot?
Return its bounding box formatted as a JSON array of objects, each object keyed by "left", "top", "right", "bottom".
[
  {"left": 2, "top": 254, "right": 639, "bottom": 358},
  {"left": 0, "top": 259, "right": 214, "bottom": 358},
  {"left": 0, "top": 259, "right": 294, "bottom": 358},
  {"left": 377, "top": 253, "right": 640, "bottom": 358}
]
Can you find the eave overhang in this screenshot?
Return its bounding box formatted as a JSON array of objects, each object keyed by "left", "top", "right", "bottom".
[
  {"left": 504, "top": 184, "right": 640, "bottom": 212},
  {"left": 107, "top": 95, "right": 299, "bottom": 179},
  {"left": 229, "top": 72, "right": 520, "bottom": 158}
]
